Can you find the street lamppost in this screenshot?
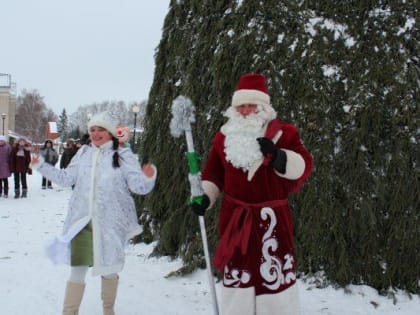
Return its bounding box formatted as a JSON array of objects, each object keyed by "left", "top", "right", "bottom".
[
  {"left": 1, "top": 113, "right": 6, "bottom": 135},
  {"left": 131, "top": 104, "right": 140, "bottom": 151}
]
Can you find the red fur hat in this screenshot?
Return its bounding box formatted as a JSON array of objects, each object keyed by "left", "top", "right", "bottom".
[{"left": 231, "top": 73, "right": 271, "bottom": 107}]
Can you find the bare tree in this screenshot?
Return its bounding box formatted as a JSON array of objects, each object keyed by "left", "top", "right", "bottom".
[
  {"left": 68, "top": 99, "right": 148, "bottom": 133},
  {"left": 15, "top": 89, "right": 58, "bottom": 142}
]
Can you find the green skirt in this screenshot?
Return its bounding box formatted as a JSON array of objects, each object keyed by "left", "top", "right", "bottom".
[{"left": 71, "top": 222, "right": 93, "bottom": 266}]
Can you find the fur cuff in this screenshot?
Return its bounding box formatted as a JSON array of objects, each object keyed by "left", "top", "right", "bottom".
[
  {"left": 202, "top": 180, "right": 220, "bottom": 208},
  {"left": 275, "top": 149, "right": 305, "bottom": 179}
]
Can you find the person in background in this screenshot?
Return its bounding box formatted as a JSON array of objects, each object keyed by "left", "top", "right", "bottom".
[
  {"left": 10, "top": 138, "right": 31, "bottom": 198},
  {"left": 41, "top": 139, "right": 59, "bottom": 189},
  {"left": 74, "top": 139, "right": 82, "bottom": 151},
  {"left": 60, "top": 138, "right": 77, "bottom": 170},
  {"left": 60, "top": 138, "right": 78, "bottom": 190},
  {"left": 191, "top": 73, "right": 313, "bottom": 315},
  {"left": 0, "top": 135, "right": 11, "bottom": 198},
  {"left": 31, "top": 111, "right": 157, "bottom": 315},
  {"left": 80, "top": 133, "right": 91, "bottom": 146}
]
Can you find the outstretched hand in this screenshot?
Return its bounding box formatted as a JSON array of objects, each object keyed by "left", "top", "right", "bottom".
[
  {"left": 30, "top": 152, "right": 41, "bottom": 167},
  {"left": 142, "top": 163, "right": 155, "bottom": 178},
  {"left": 31, "top": 155, "right": 40, "bottom": 165}
]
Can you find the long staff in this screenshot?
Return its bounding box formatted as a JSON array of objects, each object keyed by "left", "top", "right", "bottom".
[{"left": 170, "top": 95, "right": 219, "bottom": 315}]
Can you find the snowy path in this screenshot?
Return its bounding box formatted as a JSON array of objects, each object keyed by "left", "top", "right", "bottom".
[{"left": 0, "top": 170, "right": 418, "bottom": 314}]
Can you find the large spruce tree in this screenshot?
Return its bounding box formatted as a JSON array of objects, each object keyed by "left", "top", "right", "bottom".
[{"left": 138, "top": 0, "right": 418, "bottom": 293}]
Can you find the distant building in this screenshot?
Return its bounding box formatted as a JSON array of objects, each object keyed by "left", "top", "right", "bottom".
[
  {"left": 7, "top": 130, "right": 33, "bottom": 145},
  {"left": 0, "top": 73, "right": 17, "bottom": 138},
  {"left": 46, "top": 121, "right": 59, "bottom": 141}
]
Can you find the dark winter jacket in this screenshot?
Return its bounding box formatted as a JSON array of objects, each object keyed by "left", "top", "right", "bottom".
[
  {"left": 10, "top": 145, "right": 31, "bottom": 173},
  {"left": 60, "top": 147, "right": 77, "bottom": 169}
]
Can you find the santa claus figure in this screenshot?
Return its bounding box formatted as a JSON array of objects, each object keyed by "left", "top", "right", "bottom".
[{"left": 191, "top": 73, "right": 313, "bottom": 315}]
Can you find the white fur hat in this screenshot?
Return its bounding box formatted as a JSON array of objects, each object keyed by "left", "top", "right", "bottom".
[
  {"left": 0, "top": 135, "right": 6, "bottom": 141},
  {"left": 87, "top": 111, "right": 118, "bottom": 137}
]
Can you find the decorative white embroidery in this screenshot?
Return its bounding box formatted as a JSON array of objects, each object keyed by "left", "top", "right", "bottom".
[
  {"left": 283, "top": 254, "right": 296, "bottom": 284},
  {"left": 223, "top": 265, "right": 251, "bottom": 287},
  {"left": 260, "top": 207, "right": 284, "bottom": 290}
]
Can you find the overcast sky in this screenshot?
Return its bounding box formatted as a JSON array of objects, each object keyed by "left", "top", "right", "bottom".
[{"left": 0, "top": 0, "right": 170, "bottom": 114}]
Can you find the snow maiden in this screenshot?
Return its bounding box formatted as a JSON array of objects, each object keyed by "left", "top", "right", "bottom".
[{"left": 31, "top": 111, "right": 157, "bottom": 315}]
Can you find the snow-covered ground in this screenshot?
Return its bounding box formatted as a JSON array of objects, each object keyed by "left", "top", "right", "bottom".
[{"left": 0, "top": 170, "right": 418, "bottom": 314}]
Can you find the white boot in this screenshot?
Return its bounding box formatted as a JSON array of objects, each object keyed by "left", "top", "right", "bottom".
[
  {"left": 62, "top": 281, "right": 85, "bottom": 315},
  {"left": 101, "top": 276, "right": 118, "bottom": 315}
]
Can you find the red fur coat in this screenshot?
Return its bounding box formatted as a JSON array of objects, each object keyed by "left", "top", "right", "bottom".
[{"left": 201, "top": 118, "right": 313, "bottom": 295}]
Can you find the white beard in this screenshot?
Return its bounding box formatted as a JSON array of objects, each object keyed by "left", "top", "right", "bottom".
[{"left": 221, "top": 106, "right": 273, "bottom": 172}]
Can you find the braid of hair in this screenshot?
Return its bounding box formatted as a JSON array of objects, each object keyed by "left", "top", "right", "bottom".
[{"left": 112, "top": 137, "right": 120, "bottom": 168}]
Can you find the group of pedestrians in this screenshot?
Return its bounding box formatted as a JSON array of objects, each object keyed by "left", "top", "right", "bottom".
[
  {"left": 0, "top": 135, "right": 80, "bottom": 198},
  {"left": 0, "top": 136, "right": 32, "bottom": 198}
]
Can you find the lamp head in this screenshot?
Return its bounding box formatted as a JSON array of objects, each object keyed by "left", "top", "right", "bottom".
[{"left": 132, "top": 105, "right": 140, "bottom": 114}]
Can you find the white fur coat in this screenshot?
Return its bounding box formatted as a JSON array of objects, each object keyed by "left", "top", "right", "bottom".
[{"left": 36, "top": 142, "right": 156, "bottom": 276}]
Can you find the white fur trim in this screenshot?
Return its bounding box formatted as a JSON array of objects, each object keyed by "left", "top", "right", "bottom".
[
  {"left": 247, "top": 160, "right": 261, "bottom": 182},
  {"left": 144, "top": 164, "right": 157, "bottom": 182},
  {"left": 275, "top": 149, "right": 305, "bottom": 180},
  {"left": 232, "top": 89, "right": 270, "bottom": 107},
  {"left": 45, "top": 217, "right": 90, "bottom": 265},
  {"left": 201, "top": 180, "right": 220, "bottom": 208},
  {"left": 126, "top": 226, "right": 144, "bottom": 241},
  {"left": 271, "top": 129, "right": 283, "bottom": 144},
  {"left": 92, "top": 263, "right": 124, "bottom": 277},
  {"left": 221, "top": 286, "right": 256, "bottom": 315},
  {"left": 256, "top": 283, "right": 301, "bottom": 315}
]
